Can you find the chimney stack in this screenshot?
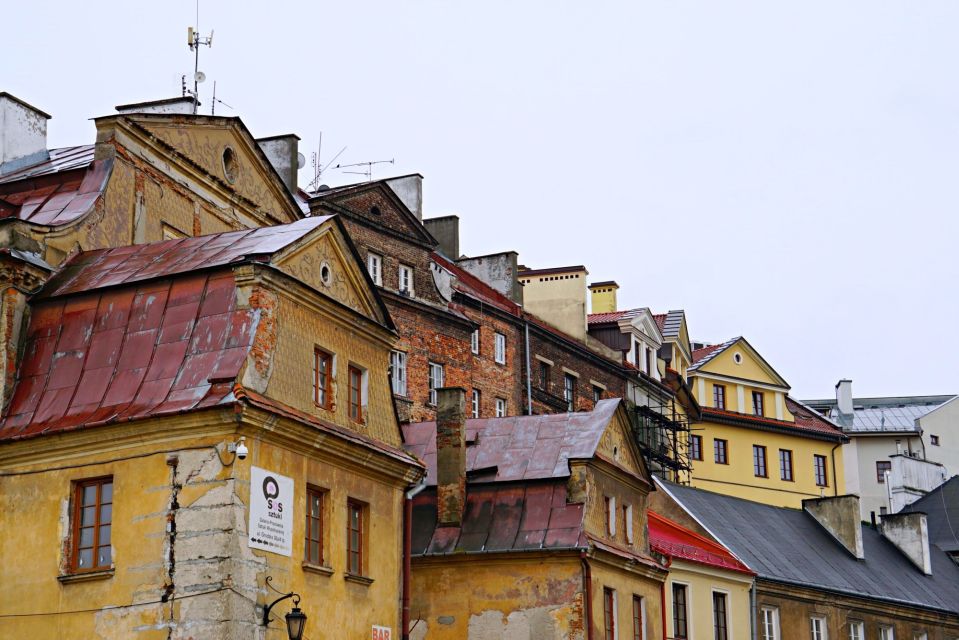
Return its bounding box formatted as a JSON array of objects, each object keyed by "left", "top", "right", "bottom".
[
  {"left": 880, "top": 512, "right": 932, "bottom": 575},
  {"left": 435, "top": 387, "right": 467, "bottom": 526},
  {"left": 589, "top": 281, "right": 619, "bottom": 314},
  {"left": 802, "top": 495, "right": 864, "bottom": 559},
  {"left": 256, "top": 134, "right": 301, "bottom": 194},
  {"left": 0, "top": 93, "right": 51, "bottom": 176},
  {"left": 836, "top": 379, "right": 854, "bottom": 416},
  {"left": 386, "top": 174, "right": 423, "bottom": 220},
  {"left": 423, "top": 215, "right": 460, "bottom": 259}
]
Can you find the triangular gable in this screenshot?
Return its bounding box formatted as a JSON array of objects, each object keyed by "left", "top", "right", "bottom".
[
  {"left": 596, "top": 401, "right": 653, "bottom": 486},
  {"left": 272, "top": 217, "right": 393, "bottom": 330},
  {"left": 123, "top": 114, "right": 301, "bottom": 224},
  {"left": 693, "top": 337, "right": 789, "bottom": 389},
  {"left": 622, "top": 308, "right": 664, "bottom": 344},
  {"left": 310, "top": 181, "right": 438, "bottom": 248}
]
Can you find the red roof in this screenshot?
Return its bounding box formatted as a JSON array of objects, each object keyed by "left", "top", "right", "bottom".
[
  {"left": 653, "top": 313, "right": 666, "bottom": 330},
  {"left": 430, "top": 252, "right": 521, "bottom": 315},
  {"left": 648, "top": 511, "right": 754, "bottom": 575},
  {"left": 691, "top": 342, "right": 726, "bottom": 367},
  {"left": 700, "top": 404, "right": 845, "bottom": 440},
  {"left": 785, "top": 397, "right": 846, "bottom": 439},
  {"left": 587, "top": 309, "right": 633, "bottom": 325}
]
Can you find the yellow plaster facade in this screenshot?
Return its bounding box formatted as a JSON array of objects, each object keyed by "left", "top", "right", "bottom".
[{"left": 664, "top": 561, "right": 752, "bottom": 640}]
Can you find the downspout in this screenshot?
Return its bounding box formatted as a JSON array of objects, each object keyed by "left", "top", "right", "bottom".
[
  {"left": 580, "top": 552, "right": 594, "bottom": 640},
  {"left": 830, "top": 442, "right": 841, "bottom": 496},
  {"left": 659, "top": 556, "right": 670, "bottom": 640},
  {"left": 749, "top": 581, "right": 757, "bottom": 640},
  {"left": 402, "top": 478, "right": 428, "bottom": 640},
  {"left": 524, "top": 321, "right": 533, "bottom": 415}
]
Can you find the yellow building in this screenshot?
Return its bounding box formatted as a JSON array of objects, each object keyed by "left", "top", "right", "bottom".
[
  {"left": 0, "top": 216, "right": 423, "bottom": 638},
  {"left": 403, "top": 393, "right": 667, "bottom": 639},
  {"left": 687, "top": 337, "right": 847, "bottom": 508}
]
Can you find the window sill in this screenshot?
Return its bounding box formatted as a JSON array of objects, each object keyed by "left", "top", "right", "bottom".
[
  {"left": 58, "top": 569, "right": 114, "bottom": 584},
  {"left": 344, "top": 573, "right": 374, "bottom": 586},
  {"left": 302, "top": 562, "right": 334, "bottom": 577}
]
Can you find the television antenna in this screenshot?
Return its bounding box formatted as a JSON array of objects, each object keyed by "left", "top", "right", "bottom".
[
  {"left": 333, "top": 159, "right": 395, "bottom": 182},
  {"left": 308, "top": 132, "right": 347, "bottom": 191}
]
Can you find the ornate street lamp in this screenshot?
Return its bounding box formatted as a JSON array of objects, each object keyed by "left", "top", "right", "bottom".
[{"left": 263, "top": 576, "right": 307, "bottom": 640}]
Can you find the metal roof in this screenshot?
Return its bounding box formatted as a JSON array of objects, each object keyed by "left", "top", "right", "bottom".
[
  {"left": 901, "top": 476, "right": 959, "bottom": 554},
  {"left": 402, "top": 398, "right": 622, "bottom": 486},
  {"left": 802, "top": 395, "right": 955, "bottom": 433},
  {"left": 0, "top": 145, "right": 95, "bottom": 184},
  {"left": 648, "top": 511, "right": 753, "bottom": 575},
  {"left": 661, "top": 481, "right": 959, "bottom": 614},
  {"left": 659, "top": 310, "right": 685, "bottom": 339}
]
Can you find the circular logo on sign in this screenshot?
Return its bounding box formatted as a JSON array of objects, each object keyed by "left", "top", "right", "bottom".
[{"left": 263, "top": 476, "right": 280, "bottom": 500}]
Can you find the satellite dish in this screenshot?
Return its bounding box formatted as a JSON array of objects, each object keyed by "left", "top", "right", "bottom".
[
  {"left": 297, "top": 153, "right": 306, "bottom": 170},
  {"left": 194, "top": 71, "right": 207, "bottom": 83}
]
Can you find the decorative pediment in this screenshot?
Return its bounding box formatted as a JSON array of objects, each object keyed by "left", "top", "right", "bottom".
[
  {"left": 620, "top": 307, "right": 664, "bottom": 346},
  {"left": 696, "top": 337, "right": 789, "bottom": 389},
  {"left": 311, "top": 182, "right": 436, "bottom": 248},
  {"left": 596, "top": 403, "right": 652, "bottom": 485}
]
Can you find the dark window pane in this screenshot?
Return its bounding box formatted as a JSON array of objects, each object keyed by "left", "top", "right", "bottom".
[
  {"left": 79, "top": 527, "right": 94, "bottom": 548},
  {"left": 97, "top": 545, "right": 111, "bottom": 566},
  {"left": 99, "top": 503, "right": 112, "bottom": 524},
  {"left": 82, "top": 485, "right": 97, "bottom": 505},
  {"left": 100, "top": 483, "right": 113, "bottom": 503},
  {"left": 78, "top": 548, "right": 93, "bottom": 568},
  {"left": 81, "top": 505, "right": 96, "bottom": 527},
  {"left": 99, "top": 524, "right": 111, "bottom": 545}
]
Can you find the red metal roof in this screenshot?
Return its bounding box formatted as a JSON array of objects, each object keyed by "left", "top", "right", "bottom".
[
  {"left": 430, "top": 252, "right": 521, "bottom": 316},
  {"left": 402, "top": 398, "right": 623, "bottom": 486},
  {"left": 648, "top": 511, "right": 754, "bottom": 575},
  {"left": 785, "top": 396, "right": 846, "bottom": 439},
  {"left": 700, "top": 404, "right": 845, "bottom": 440}
]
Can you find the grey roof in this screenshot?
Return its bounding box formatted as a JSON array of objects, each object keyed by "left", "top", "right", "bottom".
[
  {"left": 802, "top": 395, "right": 955, "bottom": 433},
  {"left": 0, "top": 145, "right": 95, "bottom": 184},
  {"left": 660, "top": 309, "right": 684, "bottom": 339},
  {"left": 902, "top": 476, "right": 959, "bottom": 554},
  {"left": 660, "top": 481, "right": 959, "bottom": 614}
]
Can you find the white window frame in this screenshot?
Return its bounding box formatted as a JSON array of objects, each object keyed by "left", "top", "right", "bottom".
[
  {"left": 471, "top": 389, "right": 480, "bottom": 418},
  {"left": 810, "top": 616, "right": 828, "bottom": 640},
  {"left": 879, "top": 627, "right": 895, "bottom": 640},
  {"left": 848, "top": 621, "right": 864, "bottom": 640},
  {"left": 367, "top": 252, "right": 382, "bottom": 285},
  {"left": 470, "top": 329, "right": 480, "bottom": 354},
  {"left": 398, "top": 263, "right": 414, "bottom": 296},
  {"left": 389, "top": 351, "right": 407, "bottom": 396},
  {"left": 494, "top": 332, "right": 506, "bottom": 364},
  {"left": 761, "top": 607, "right": 780, "bottom": 640},
  {"left": 428, "top": 362, "right": 444, "bottom": 406},
  {"left": 495, "top": 397, "right": 506, "bottom": 417}
]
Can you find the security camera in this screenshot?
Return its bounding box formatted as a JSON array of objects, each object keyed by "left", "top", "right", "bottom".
[{"left": 229, "top": 437, "right": 248, "bottom": 461}]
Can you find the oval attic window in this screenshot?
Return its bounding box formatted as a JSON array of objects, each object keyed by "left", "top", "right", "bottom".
[
  {"left": 733, "top": 352, "right": 743, "bottom": 364},
  {"left": 320, "top": 261, "right": 332, "bottom": 287},
  {"left": 222, "top": 147, "right": 238, "bottom": 184}
]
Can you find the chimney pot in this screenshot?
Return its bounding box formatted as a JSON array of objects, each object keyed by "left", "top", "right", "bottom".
[
  {"left": 0, "top": 92, "right": 51, "bottom": 176},
  {"left": 435, "top": 387, "right": 467, "bottom": 526}
]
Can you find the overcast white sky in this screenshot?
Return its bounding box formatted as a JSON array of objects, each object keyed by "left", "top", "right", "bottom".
[{"left": 6, "top": 1, "right": 958, "bottom": 399}]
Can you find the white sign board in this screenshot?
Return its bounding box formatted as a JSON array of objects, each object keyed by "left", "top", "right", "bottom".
[
  {"left": 372, "top": 626, "right": 392, "bottom": 640},
  {"left": 248, "top": 466, "right": 293, "bottom": 556}
]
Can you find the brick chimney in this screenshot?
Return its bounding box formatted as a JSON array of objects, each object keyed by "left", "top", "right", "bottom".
[
  {"left": 0, "top": 93, "right": 51, "bottom": 176},
  {"left": 802, "top": 495, "right": 864, "bottom": 559},
  {"left": 435, "top": 387, "right": 467, "bottom": 526},
  {"left": 589, "top": 281, "right": 619, "bottom": 314},
  {"left": 880, "top": 512, "right": 932, "bottom": 575},
  {"left": 836, "top": 379, "right": 854, "bottom": 416}
]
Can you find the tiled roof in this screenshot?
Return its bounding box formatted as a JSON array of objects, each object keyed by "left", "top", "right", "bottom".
[
  {"left": 587, "top": 309, "right": 637, "bottom": 325},
  {"left": 430, "top": 252, "right": 521, "bottom": 316},
  {"left": 410, "top": 482, "right": 588, "bottom": 556},
  {"left": 38, "top": 216, "right": 333, "bottom": 299},
  {"left": 700, "top": 401, "right": 846, "bottom": 442},
  {"left": 648, "top": 511, "right": 753, "bottom": 575},
  {"left": 402, "top": 398, "right": 623, "bottom": 486},
  {"left": 785, "top": 397, "right": 846, "bottom": 438},
  {"left": 653, "top": 313, "right": 666, "bottom": 330},
  {"left": 661, "top": 481, "right": 959, "bottom": 614},
  {"left": 689, "top": 338, "right": 738, "bottom": 371}
]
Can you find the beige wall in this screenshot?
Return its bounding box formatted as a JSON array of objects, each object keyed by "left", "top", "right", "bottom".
[{"left": 664, "top": 561, "right": 752, "bottom": 640}]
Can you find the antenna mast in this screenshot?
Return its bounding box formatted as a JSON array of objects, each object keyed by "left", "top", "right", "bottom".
[
  {"left": 334, "top": 159, "right": 396, "bottom": 182},
  {"left": 184, "top": 1, "right": 213, "bottom": 114}
]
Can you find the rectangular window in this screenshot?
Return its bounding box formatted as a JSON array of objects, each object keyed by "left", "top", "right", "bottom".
[
  {"left": 564, "top": 373, "right": 576, "bottom": 411},
  {"left": 713, "top": 592, "right": 728, "bottom": 640},
  {"left": 624, "top": 504, "right": 633, "bottom": 544},
  {"left": 672, "top": 583, "right": 688, "bottom": 639},
  {"left": 72, "top": 477, "right": 113, "bottom": 572},
  {"left": 877, "top": 460, "right": 891, "bottom": 483},
  {"left": 593, "top": 385, "right": 603, "bottom": 404},
  {"left": 690, "top": 435, "right": 703, "bottom": 461},
  {"left": 367, "top": 252, "right": 382, "bottom": 285},
  {"left": 879, "top": 627, "right": 894, "bottom": 640},
  {"left": 389, "top": 351, "right": 407, "bottom": 396},
  {"left": 714, "top": 439, "right": 728, "bottom": 464},
  {"left": 930, "top": 435, "right": 940, "bottom": 446},
  {"left": 539, "top": 361, "right": 551, "bottom": 390},
  {"left": 761, "top": 607, "right": 780, "bottom": 640},
  {"left": 604, "top": 496, "right": 616, "bottom": 535},
  {"left": 604, "top": 587, "right": 616, "bottom": 640},
  {"left": 398, "top": 264, "right": 414, "bottom": 295},
  {"left": 305, "top": 487, "right": 324, "bottom": 565},
  {"left": 313, "top": 348, "right": 333, "bottom": 409},
  {"left": 428, "top": 362, "right": 444, "bottom": 406},
  {"left": 495, "top": 397, "right": 506, "bottom": 417},
  {"left": 632, "top": 595, "right": 643, "bottom": 640},
  {"left": 713, "top": 384, "right": 726, "bottom": 410},
  {"left": 471, "top": 329, "right": 480, "bottom": 354},
  {"left": 779, "top": 449, "right": 794, "bottom": 481},
  {"left": 346, "top": 500, "right": 364, "bottom": 575},
  {"left": 494, "top": 332, "right": 506, "bottom": 364},
  {"left": 634, "top": 342, "right": 642, "bottom": 369},
  {"left": 348, "top": 365, "right": 364, "bottom": 422},
  {"left": 471, "top": 389, "right": 480, "bottom": 419},
  {"left": 753, "top": 391, "right": 764, "bottom": 416},
  {"left": 810, "top": 616, "right": 827, "bottom": 640},
  {"left": 848, "top": 621, "right": 864, "bottom": 640},
  {"left": 814, "top": 455, "right": 828, "bottom": 487},
  {"left": 753, "top": 445, "right": 768, "bottom": 477},
  {"left": 646, "top": 348, "right": 653, "bottom": 377},
  {"left": 913, "top": 632, "right": 927, "bottom": 640}
]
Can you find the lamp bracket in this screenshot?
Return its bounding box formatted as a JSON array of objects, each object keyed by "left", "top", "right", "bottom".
[{"left": 262, "top": 576, "right": 300, "bottom": 627}]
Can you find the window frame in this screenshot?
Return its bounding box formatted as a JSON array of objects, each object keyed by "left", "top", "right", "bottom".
[
  {"left": 71, "top": 476, "right": 114, "bottom": 573},
  {"left": 752, "top": 390, "right": 764, "bottom": 416},
  {"left": 779, "top": 449, "right": 794, "bottom": 481},
  {"left": 428, "top": 362, "right": 445, "bottom": 406},
  {"left": 603, "top": 587, "right": 617, "bottom": 640},
  {"left": 346, "top": 499, "right": 366, "bottom": 576},
  {"left": 761, "top": 607, "right": 780, "bottom": 640},
  {"left": 810, "top": 616, "right": 827, "bottom": 640},
  {"left": 304, "top": 486, "right": 325, "bottom": 566},
  {"left": 564, "top": 373, "right": 577, "bottom": 412},
  {"left": 753, "top": 445, "right": 768, "bottom": 478},
  {"left": 848, "top": 621, "right": 864, "bottom": 640},
  {"left": 604, "top": 496, "right": 616, "bottom": 536},
  {"left": 930, "top": 435, "right": 940, "bottom": 446},
  {"left": 876, "top": 460, "right": 892, "bottom": 484},
  {"left": 313, "top": 348, "right": 334, "bottom": 410},
  {"left": 690, "top": 434, "right": 703, "bottom": 461},
  {"left": 814, "top": 454, "right": 829, "bottom": 487},
  {"left": 879, "top": 626, "right": 895, "bottom": 640},
  {"left": 539, "top": 361, "right": 551, "bottom": 391},
  {"left": 624, "top": 503, "right": 634, "bottom": 544},
  {"left": 593, "top": 385, "right": 603, "bottom": 404},
  {"left": 470, "top": 329, "right": 480, "bottom": 355},
  {"left": 632, "top": 595, "right": 643, "bottom": 640},
  {"left": 495, "top": 397, "right": 506, "bottom": 418},
  {"left": 389, "top": 350, "right": 407, "bottom": 397},
  {"left": 713, "top": 591, "right": 729, "bottom": 640},
  {"left": 348, "top": 364, "right": 365, "bottom": 422},
  {"left": 471, "top": 389, "right": 480, "bottom": 419},
  {"left": 494, "top": 332, "right": 507, "bottom": 364},
  {"left": 398, "top": 263, "right": 414, "bottom": 295},
  {"left": 367, "top": 252, "right": 382, "bottom": 285},
  {"left": 672, "top": 582, "right": 689, "bottom": 639},
  {"left": 714, "top": 439, "right": 729, "bottom": 465},
  {"left": 713, "top": 384, "right": 726, "bottom": 410}
]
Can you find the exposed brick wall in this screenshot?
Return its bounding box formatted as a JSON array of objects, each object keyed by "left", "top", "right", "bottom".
[{"left": 462, "top": 307, "right": 523, "bottom": 418}]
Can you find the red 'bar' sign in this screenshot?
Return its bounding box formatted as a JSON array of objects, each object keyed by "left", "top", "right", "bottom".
[{"left": 372, "top": 625, "right": 391, "bottom": 640}]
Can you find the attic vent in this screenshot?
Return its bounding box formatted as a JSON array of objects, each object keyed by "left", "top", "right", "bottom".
[
  {"left": 733, "top": 352, "right": 743, "bottom": 364},
  {"left": 222, "top": 147, "right": 238, "bottom": 184},
  {"left": 370, "top": 205, "right": 381, "bottom": 216},
  {"left": 320, "top": 261, "right": 332, "bottom": 287}
]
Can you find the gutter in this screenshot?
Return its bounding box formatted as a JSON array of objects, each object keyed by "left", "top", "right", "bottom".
[{"left": 402, "top": 477, "right": 428, "bottom": 640}]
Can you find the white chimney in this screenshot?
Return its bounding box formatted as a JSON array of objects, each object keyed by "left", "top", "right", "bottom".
[
  {"left": 0, "top": 92, "right": 51, "bottom": 176},
  {"left": 836, "top": 379, "right": 854, "bottom": 416},
  {"left": 256, "top": 134, "right": 301, "bottom": 193}
]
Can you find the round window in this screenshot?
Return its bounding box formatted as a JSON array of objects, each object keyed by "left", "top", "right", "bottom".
[
  {"left": 320, "top": 261, "right": 332, "bottom": 287},
  {"left": 222, "top": 147, "right": 238, "bottom": 184},
  {"left": 734, "top": 352, "right": 743, "bottom": 364}
]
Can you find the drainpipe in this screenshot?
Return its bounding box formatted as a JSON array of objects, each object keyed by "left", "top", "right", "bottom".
[
  {"left": 749, "top": 581, "right": 757, "bottom": 640},
  {"left": 524, "top": 321, "right": 533, "bottom": 415},
  {"left": 580, "top": 552, "right": 594, "bottom": 640},
  {"left": 659, "top": 556, "right": 670, "bottom": 640},
  {"left": 402, "top": 478, "right": 428, "bottom": 640},
  {"left": 830, "top": 442, "right": 841, "bottom": 496}
]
